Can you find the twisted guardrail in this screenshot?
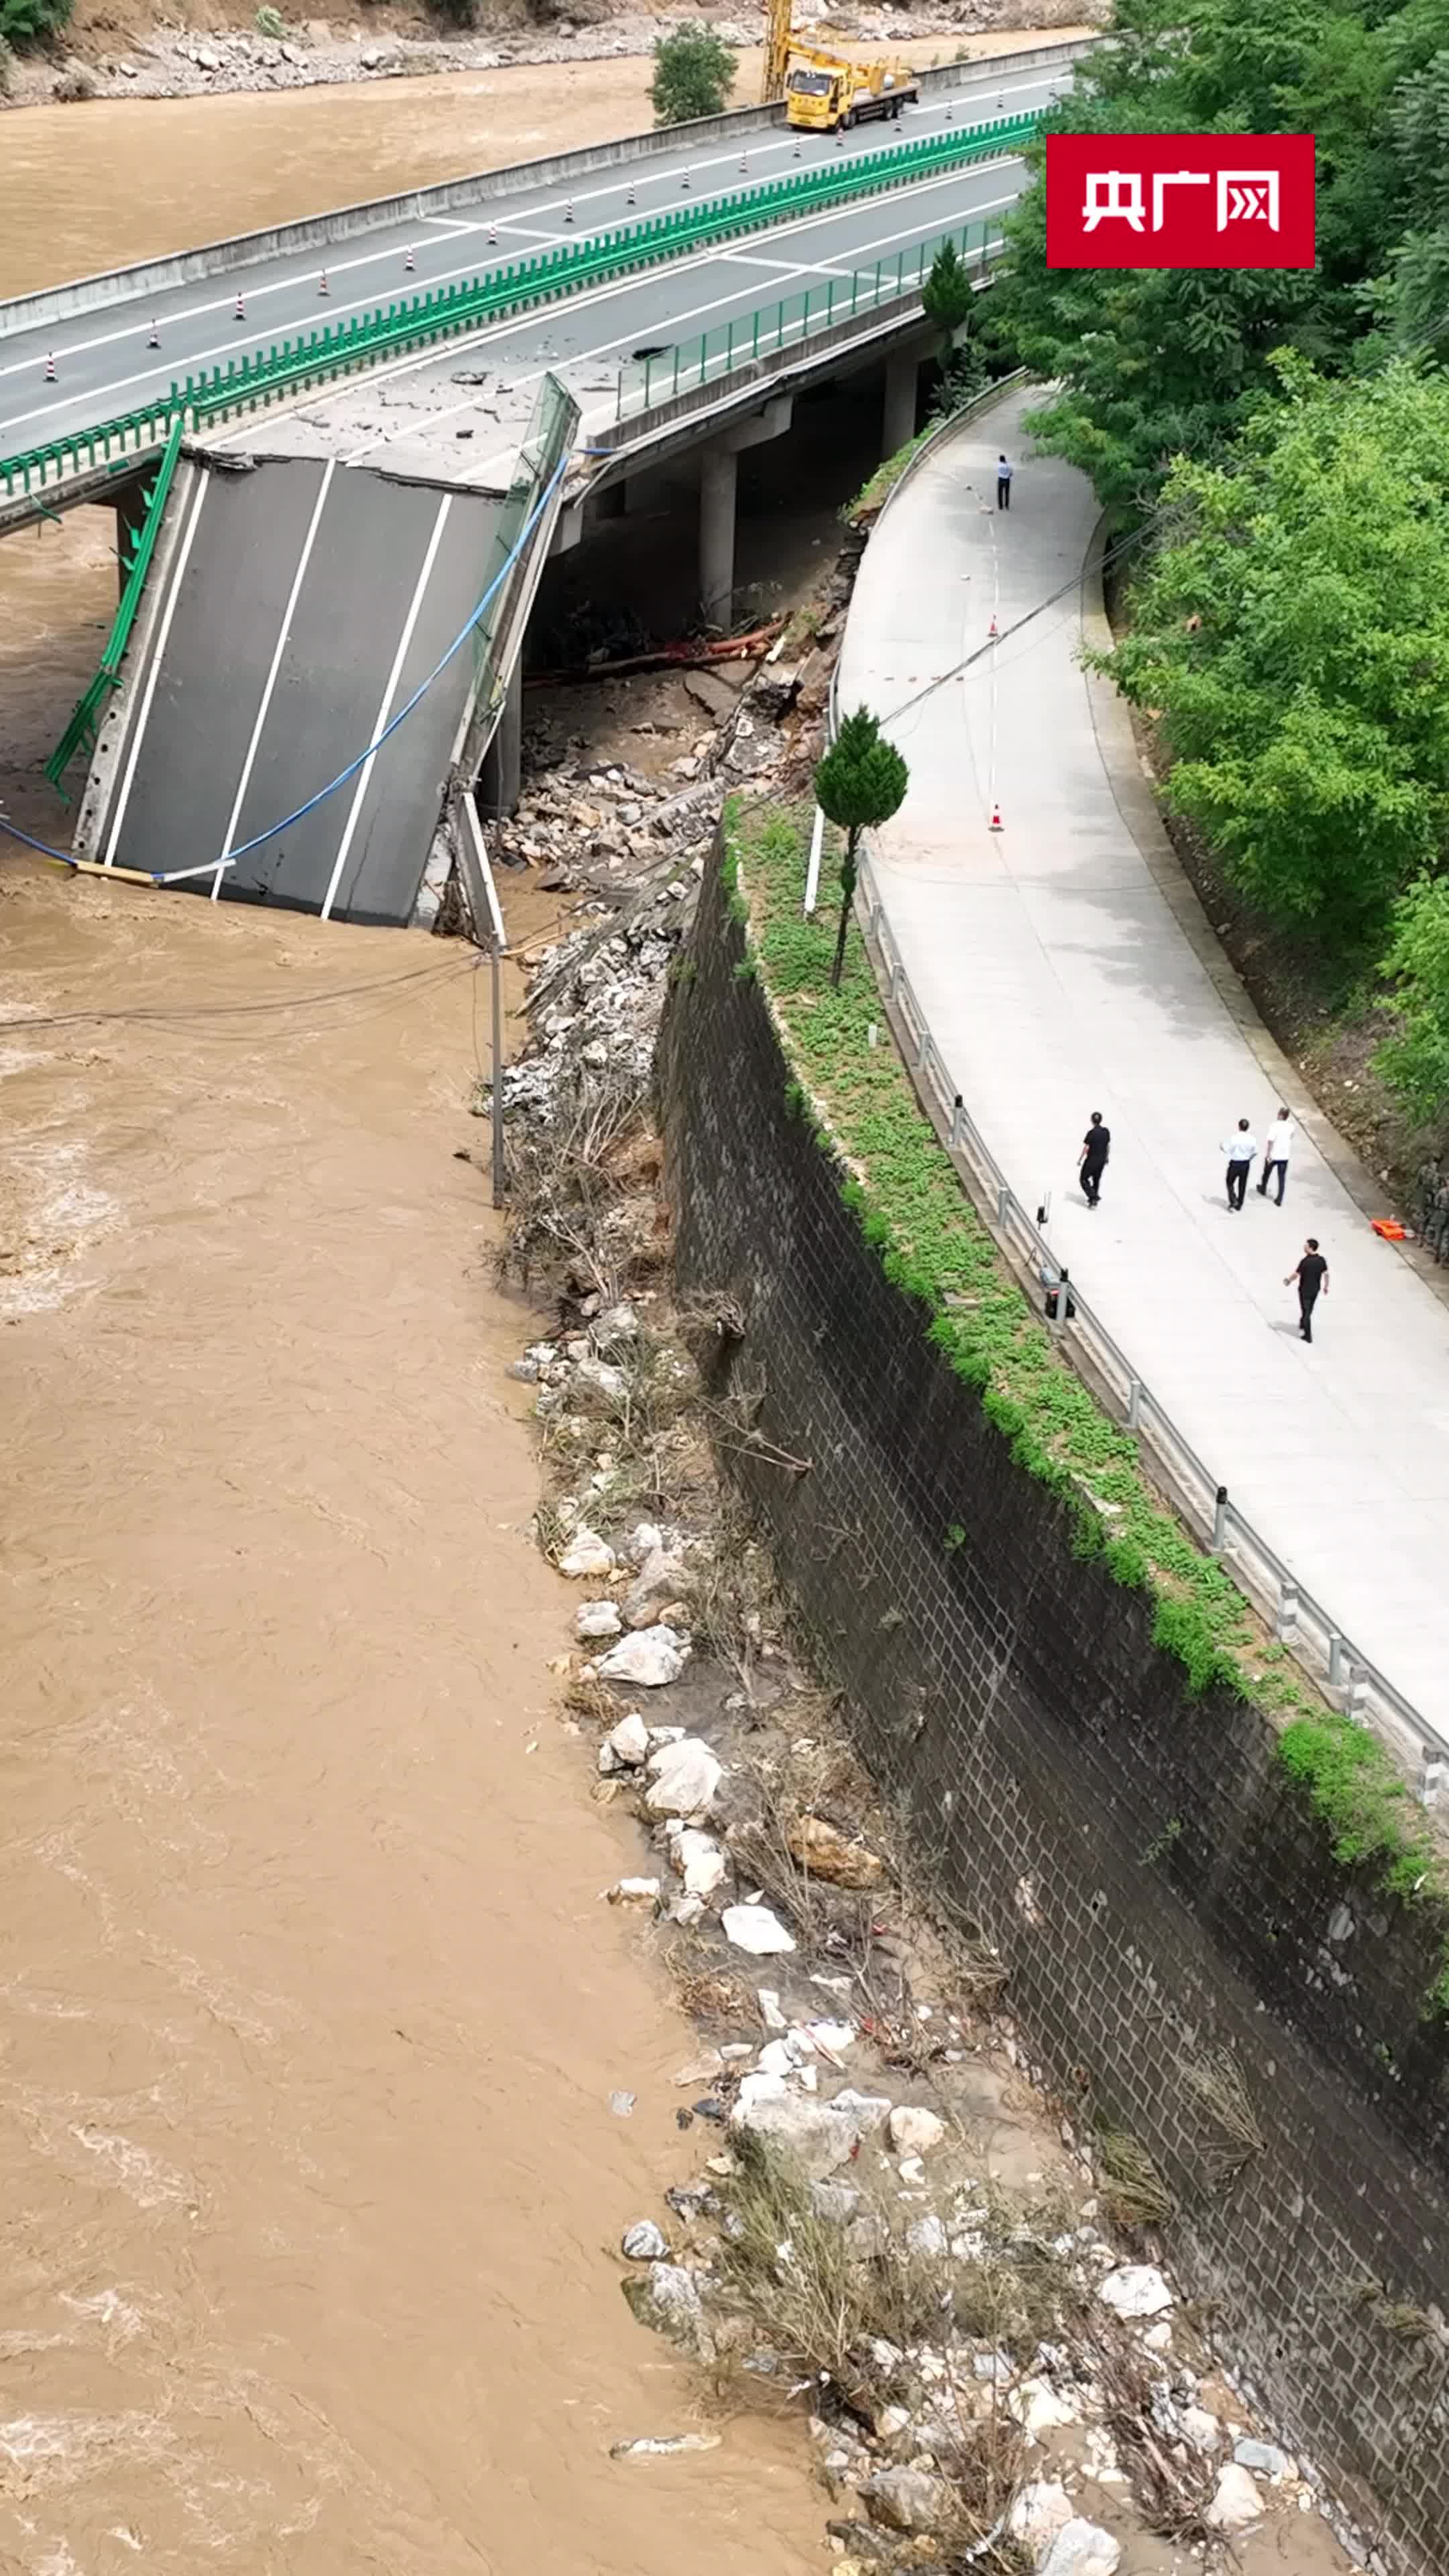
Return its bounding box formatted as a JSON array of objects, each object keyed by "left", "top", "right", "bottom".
[{"left": 1, "top": 107, "right": 1040, "bottom": 510}]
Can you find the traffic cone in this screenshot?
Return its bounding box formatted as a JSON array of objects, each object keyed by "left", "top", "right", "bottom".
[
  {"left": 487, "top": 220, "right": 498, "bottom": 245},
  {"left": 44, "top": 351, "right": 56, "bottom": 382},
  {"left": 989, "top": 804, "right": 1004, "bottom": 832},
  {"left": 739, "top": 154, "right": 748, "bottom": 172},
  {"left": 987, "top": 614, "right": 998, "bottom": 638},
  {"left": 234, "top": 290, "right": 246, "bottom": 319},
  {"left": 792, "top": 140, "right": 801, "bottom": 158},
  {"left": 681, "top": 174, "right": 691, "bottom": 190},
  {"left": 627, "top": 185, "right": 636, "bottom": 206},
  {"left": 564, "top": 199, "right": 574, "bottom": 224},
  {"left": 318, "top": 269, "right": 330, "bottom": 296},
  {"left": 148, "top": 319, "right": 160, "bottom": 348},
  {"left": 405, "top": 246, "right": 415, "bottom": 271}
]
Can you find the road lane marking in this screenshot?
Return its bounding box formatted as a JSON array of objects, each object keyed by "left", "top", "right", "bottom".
[
  {"left": 102, "top": 467, "right": 208, "bottom": 868},
  {"left": 218, "top": 455, "right": 336, "bottom": 872},
  {"left": 319, "top": 491, "right": 452, "bottom": 920}
]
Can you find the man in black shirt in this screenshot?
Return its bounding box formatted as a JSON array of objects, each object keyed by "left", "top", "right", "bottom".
[
  {"left": 1286, "top": 1238, "right": 1329, "bottom": 1343},
  {"left": 1079, "top": 1111, "right": 1110, "bottom": 1206}
]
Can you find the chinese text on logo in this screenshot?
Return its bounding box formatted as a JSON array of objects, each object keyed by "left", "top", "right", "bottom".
[{"left": 1046, "top": 136, "right": 1315, "bottom": 269}]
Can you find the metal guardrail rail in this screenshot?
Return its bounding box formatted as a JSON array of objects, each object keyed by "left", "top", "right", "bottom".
[
  {"left": 46, "top": 413, "right": 186, "bottom": 792},
  {"left": 1, "top": 108, "right": 1040, "bottom": 511},
  {"left": 614, "top": 213, "right": 1006, "bottom": 420},
  {"left": 824, "top": 412, "right": 1448, "bottom": 1801}
]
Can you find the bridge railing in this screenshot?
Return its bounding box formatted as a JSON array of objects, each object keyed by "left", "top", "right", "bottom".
[
  {"left": 614, "top": 214, "right": 1007, "bottom": 419},
  {"left": 1, "top": 108, "right": 1040, "bottom": 511}
]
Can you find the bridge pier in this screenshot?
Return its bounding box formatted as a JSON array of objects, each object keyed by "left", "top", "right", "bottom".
[
  {"left": 881, "top": 344, "right": 924, "bottom": 458},
  {"left": 480, "top": 661, "right": 523, "bottom": 820},
  {"left": 697, "top": 396, "right": 793, "bottom": 628}
]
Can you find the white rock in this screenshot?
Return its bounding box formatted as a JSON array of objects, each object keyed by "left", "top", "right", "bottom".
[
  {"left": 592, "top": 1300, "right": 639, "bottom": 1348},
  {"left": 576, "top": 1599, "right": 623, "bottom": 1641},
  {"left": 606, "top": 1711, "right": 651, "bottom": 1767},
  {"left": 608, "top": 1878, "right": 660, "bottom": 1907},
  {"left": 1039, "top": 2520, "right": 1122, "bottom": 2576},
  {"left": 621, "top": 2219, "right": 669, "bottom": 2261},
  {"left": 625, "top": 1546, "right": 689, "bottom": 1625},
  {"left": 559, "top": 1526, "right": 616, "bottom": 1579},
  {"left": 574, "top": 1353, "right": 627, "bottom": 1408},
  {"left": 1008, "top": 2479, "right": 1074, "bottom": 2557},
  {"left": 1142, "top": 2320, "right": 1173, "bottom": 2352},
  {"left": 1010, "top": 2377, "right": 1082, "bottom": 2435},
  {"left": 669, "top": 1892, "right": 706, "bottom": 1926},
  {"left": 1182, "top": 2406, "right": 1223, "bottom": 2455},
  {"left": 645, "top": 1736, "right": 722, "bottom": 1820},
  {"left": 622, "top": 2261, "right": 712, "bottom": 2358},
  {"left": 672, "top": 1828, "right": 727, "bottom": 1898},
  {"left": 623, "top": 1520, "right": 664, "bottom": 1566},
  {"left": 598, "top": 1624, "right": 689, "bottom": 1687},
  {"left": 721, "top": 1902, "right": 795, "bottom": 1955},
  {"left": 1097, "top": 2264, "right": 1173, "bottom": 2319},
  {"left": 1206, "top": 2465, "right": 1265, "bottom": 2532},
  {"left": 862, "top": 2465, "right": 948, "bottom": 2533},
  {"left": 1234, "top": 2438, "right": 1293, "bottom": 2481},
  {"left": 758, "top": 1988, "right": 788, "bottom": 2032},
  {"left": 730, "top": 2082, "right": 887, "bottom": 2179},
  {"left": 906, "top": 2214, "right": 947, "bottom": 2259},
  {"left": 888, "top": 2105, "right": 946, "bottom": 2157}
]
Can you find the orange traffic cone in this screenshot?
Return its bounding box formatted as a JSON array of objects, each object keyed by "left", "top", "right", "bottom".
[
  {"left": 987, "top": 614, "right": 998, "bottom": 638},
  {"left": 405, "top": 246, "right": 415, "bottom": 271},
  {"left": 44, "top": 351, "right": 56, "bottom": 382},
  {"left": 234, "top": 290, "right": 246, "bottom": 319},
  {"left": 318, "top": 269, "right": 330, "bottom": 296},
  {"left": 989, "top": 804, "right": 1004, "bottom": 832},
  {"left": 148, "top": 319, "right": 160, "bottom": 348}
]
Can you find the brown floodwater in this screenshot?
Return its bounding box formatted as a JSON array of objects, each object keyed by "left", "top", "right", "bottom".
[{"left": 0, "top": 854, "right": 824, "bottom": 2572}]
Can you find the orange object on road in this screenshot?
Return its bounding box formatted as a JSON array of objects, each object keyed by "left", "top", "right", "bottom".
[{"left": 1371, "top": 1219, "right": 1407, "bottom": 1240}]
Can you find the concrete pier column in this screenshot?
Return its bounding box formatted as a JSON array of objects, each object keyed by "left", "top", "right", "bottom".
[
  {"left": 698, "top": 445, "right": 738, "bottom": 629},
  {"left": 480, "top": 660, "right": 523, "bottom": 819},
  {"left": 882, "top": 347, "right": 921, "bottom": 458}
]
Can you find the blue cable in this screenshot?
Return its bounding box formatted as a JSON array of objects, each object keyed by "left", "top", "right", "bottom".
[{"left": 0, "top": 451, "right": 570, "bottom": 879}]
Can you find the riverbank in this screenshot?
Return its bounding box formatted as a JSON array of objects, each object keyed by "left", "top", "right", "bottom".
[{"left": 2, "top": 1, "right": 1092, "bottom": 110}]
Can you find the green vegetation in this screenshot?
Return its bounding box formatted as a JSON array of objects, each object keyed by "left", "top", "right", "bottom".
[
  {"left": 812, "top": 708, "right": 909, "bottom": 987},
  {"left": 1, "top": 0, "right": 71, "bottom": 43},
  {"left": 993, "top": 0, "right": 1448, "bottom": 513},
  {"left": 921, "top": 237, "right": 975, "bottom": 350},
  {"left": 649, "top": 19, "right": 736, "bottom": 125},
  {"left": 721, "top": 794, "right": 1449, "bottom": 2005}
]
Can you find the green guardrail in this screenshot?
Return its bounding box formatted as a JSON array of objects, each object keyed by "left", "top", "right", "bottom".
[
  {"left": 1, "top": 109, "right": 1039, "bottom": 509},
  {"left": 45, "top": 412, "right": 185, "bottom": 793},
  {"left": 616, "top": 211, "right": 1006, "bottom": 419}
]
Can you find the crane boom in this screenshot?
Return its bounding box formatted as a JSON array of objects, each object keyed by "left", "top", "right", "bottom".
[{"left": 762, "top": 0, "right": 792, "bottom": 103}]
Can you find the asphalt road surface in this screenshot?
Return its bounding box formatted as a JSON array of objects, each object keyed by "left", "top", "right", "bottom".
[
  {"left": 99, "top": 457, "right": 502, "bottom": 924},
  {"left": 0, "top": 54, "right": 1071, "bottom": 455}
]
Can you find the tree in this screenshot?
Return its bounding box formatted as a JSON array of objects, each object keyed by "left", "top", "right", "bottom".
[
  {"left": 814, "top": 708, "right": 910, "bottom": 989},
  {"left": 1377, "top": 881, "right": 1449, "bottom": 1121},
  {"left": 1, "top": 0, "right": 72, "bottom": 44},
  {"left": 1383, "top": 49, "right": 1449, "bottom": 350},
  {"left": 650, "top": 21, "right": 735, "bottom": 127},
  {"left": 921, "top": 239, "right": 975, "bottom": 353},
  {"left": 1101, "top": 360, "right": 1449, "bottom": 957},
  {"left": 989, "top": 0, "right": 1445, "bottom": 508}
]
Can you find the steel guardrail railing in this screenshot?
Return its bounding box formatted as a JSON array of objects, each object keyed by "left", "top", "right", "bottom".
[
  {"left": 847, "top": 847, "right": 1446, "bottom": 1801},
  {"left": 822, "top": 464, "right": 1446, "bottom": 1799},
  {"left": 45, "top": 412, "right": 187, "bottom": 790},
  {"left": 614, "top": 213, "right": 1007, "bottom": 420},
  {"left": 0, "top": 108, "right": 1041, "bottom": 511}
]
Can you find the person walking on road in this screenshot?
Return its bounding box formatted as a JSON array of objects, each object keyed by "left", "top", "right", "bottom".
[
  {"left": 1287, "top": 1238, "right": 1329, "bottom": 1342},
  {"left": 1258, "top": 1106, "right": 1295, "bottom": 1205},
  {"left": 1079, "top": 1110, "right": 1110, "bottom": 1207},
  {"left": 996, "top": 453, "right": 1013, "bottom": 511},
  {"left": 1222, "top": 1118, "right": 1258, "bottom": 1210}
]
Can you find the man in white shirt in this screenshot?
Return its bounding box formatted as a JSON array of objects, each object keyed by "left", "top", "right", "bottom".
[
  {"left": 1258, "top": 1105, "right": 1295, "bottom": 1205},
  {"left": 1222, "top": 1118, "right": 1257, "bottom": 1211}
]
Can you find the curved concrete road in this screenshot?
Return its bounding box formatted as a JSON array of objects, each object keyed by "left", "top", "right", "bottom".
[{"left": 837, "top": 383, "right": 1449, "bottom": 1740}]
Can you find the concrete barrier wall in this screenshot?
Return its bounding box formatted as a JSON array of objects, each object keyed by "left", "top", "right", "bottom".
[
  {"left": 0, "top": 42, "right": 1093, "bottom": 341},
  {"left": 657, "top": 850, "right": 1449, "bottom": 2576}
]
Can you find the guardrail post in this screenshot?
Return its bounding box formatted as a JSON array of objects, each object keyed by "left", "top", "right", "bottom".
[
  {"left": 1273, "top": 1579, "right": 1299, "bottom": 1641},
  {"left": 1418, "top": 1743, "right": 1447, "bottom": 1809},
  {"left": 1126, "top": 1377, "right": 1142, "bottom": 1430},
  {"left": 1210, "top": 1485, "right": 1229, "bottom": 1554},
  {"left": 1328, "top": 1634, "right": 1347, "bottom": 1687},
  {"left": 996, "top": 1183, "right": 1010, "bottom": 1226},
  {"left": 951, "top": 1095, "right": 965, "bottom": 1150},
  {"left": 916, "top": 1028, "right": 929, "bottom": 1075}
]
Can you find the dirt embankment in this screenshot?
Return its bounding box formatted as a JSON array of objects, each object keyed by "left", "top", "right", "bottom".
[{"left": 4, "top": 0, "right": 1095, "bottom": 107}]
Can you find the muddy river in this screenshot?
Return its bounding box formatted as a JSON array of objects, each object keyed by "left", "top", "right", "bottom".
[{"left": 0, "top": 54, "right": 835, "bottom": 2576}]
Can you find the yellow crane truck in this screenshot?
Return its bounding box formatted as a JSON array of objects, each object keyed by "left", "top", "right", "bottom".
[{"left": 782, "top": 44, "right": 918, "bottom": 133}]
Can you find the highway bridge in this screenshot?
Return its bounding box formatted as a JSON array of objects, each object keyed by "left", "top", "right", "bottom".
[{"left": 0, "top": 40, "right": 1087, "bottom": 925}]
